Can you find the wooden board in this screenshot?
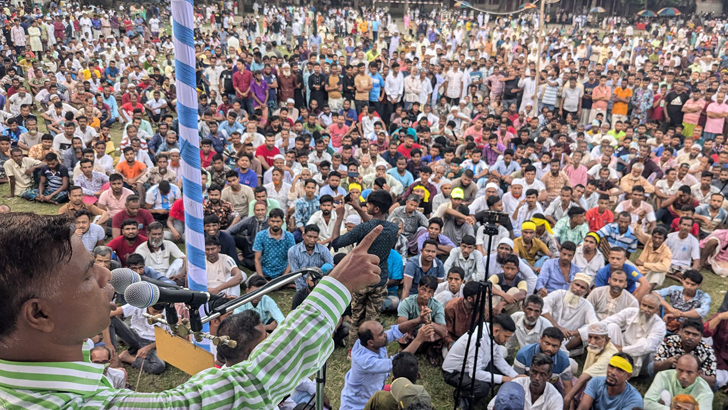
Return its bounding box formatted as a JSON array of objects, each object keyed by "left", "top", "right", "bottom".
[{"left": 154, "top": 327, "right": 215, "bottom": 375}]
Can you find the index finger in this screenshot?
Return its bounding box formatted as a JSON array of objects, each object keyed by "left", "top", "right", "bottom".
[{"left": 354, "top": 224, "right": 383, "bottom": 253}]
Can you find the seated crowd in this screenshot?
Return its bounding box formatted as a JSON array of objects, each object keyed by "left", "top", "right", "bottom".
[{"left": 3, "top": 4, "right": 728, "bottom": 410}]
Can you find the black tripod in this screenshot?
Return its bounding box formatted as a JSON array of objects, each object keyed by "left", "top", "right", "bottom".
[{"left": 452, "top": 211, "right": 506, "bottom": 410}]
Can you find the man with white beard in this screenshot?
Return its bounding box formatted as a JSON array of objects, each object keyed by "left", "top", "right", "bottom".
[
  {"left": 485, "top": 237, "right": 537, "bottom": 294},
  {"left": 592, "top": 294, "right": 666, "bottom": 376},
  {"left": 541, "top": 273, "right": 598, "bottom": 347},
  {"left": 134, "top": 221, "right": 187, "bottom": 282},
  {"left": 563, "top": 323, "right": 620, "bottom": 409}
]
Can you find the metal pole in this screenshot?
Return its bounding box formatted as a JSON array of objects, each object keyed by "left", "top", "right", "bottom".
[
  {"left": 316, "top": 365, "right": 326, "bottom": 410},
  {"left": 533, "top": 0, "right": 545, "bottom": 117}
]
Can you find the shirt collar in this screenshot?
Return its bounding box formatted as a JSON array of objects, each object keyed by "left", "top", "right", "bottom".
[{"left": 0, "top": 345, "right": 109, "bottom": 395}]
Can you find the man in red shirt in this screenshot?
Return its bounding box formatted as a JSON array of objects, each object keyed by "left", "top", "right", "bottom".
[
  {"left": 111, "top": 195, "right": 155, "bottom": 238},
  {"left": 119, "top": 93, "right": 144, "bottom": 124},
  {"left": 585, "top": 194, "right": 614, "bottom": 231},
  {"left": 255, "top": 134, "right": 280, "bottom": 170},
  {"left": 167, "top": 195, "right": 186, "bottom": 242},
  {"left": 233, "top": 60, "right": 254, "bottom": 114},
  {"left": 107, "top": 219, "right": 148, "bottom": 266},
  {"left": 327, "top": 113, "right": 351, "bottom": 148},
  {"left": 396, "top": 134, "right": 422, "bottom": 159}
]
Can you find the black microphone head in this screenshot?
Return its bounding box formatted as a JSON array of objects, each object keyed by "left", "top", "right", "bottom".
[
  {"left": 110, "top": 268, "right": 141, "bottom": 294},
  {"left": 124, "top": 281, "right": 161, "bottom": 309}
]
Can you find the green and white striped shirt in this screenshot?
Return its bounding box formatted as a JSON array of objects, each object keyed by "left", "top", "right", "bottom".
[{"left": 0, "top": 277, "right": 350, "bottom": 410}]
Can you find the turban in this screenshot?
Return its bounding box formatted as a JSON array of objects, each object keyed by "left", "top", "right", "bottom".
[
  {"left": 411, "top": 185, "right": 430, "bottom": 203},
  {"left": 531, "top": 217, "right": 553, "bottom": 235}
]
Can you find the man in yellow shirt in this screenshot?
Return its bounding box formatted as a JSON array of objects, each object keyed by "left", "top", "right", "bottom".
[
  {"left": 365, "top": 42, "right": 380, "bottom": 62},
  {"left": 513, "top": 221, "right": 554, "bottom": 273}
]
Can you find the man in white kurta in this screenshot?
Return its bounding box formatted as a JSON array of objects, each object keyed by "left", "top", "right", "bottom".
[
  {"left": 486, "top": 372, "right": 563, "bottom": 410},
  {"left": 599, "top": 295, "right": 666, "bottom": 376},
  {"left": 585, "top": 272, "right": 639, "bottom": 320},
  {"left": 506, "top": 295, "right": 552, "bottom": 356},
  {"left": 541, "top": 273, "right": 598, "bottom": 341}
]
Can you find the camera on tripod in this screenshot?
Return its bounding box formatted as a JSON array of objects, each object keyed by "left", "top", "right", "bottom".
[
  {"left": 480, "top": 210, "right": 509, "bottom": 225},
  {"left": 480, "top": 210, "right": 509, "bottom": 235}
]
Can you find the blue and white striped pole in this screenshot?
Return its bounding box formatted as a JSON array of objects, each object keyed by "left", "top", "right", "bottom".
[{"left": 171, "top": 0, "right": 209, "bottom": 350}]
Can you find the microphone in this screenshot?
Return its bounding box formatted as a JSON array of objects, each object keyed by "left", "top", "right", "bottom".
[
  {"left": 110, "top": 268, "right": 182, "bottom": 294},
  {"left": 109, "top": 268, "right": 141, "bottom": 294},
  {"left": 124, "top": 281, "right": 211, "bottom": 309}
]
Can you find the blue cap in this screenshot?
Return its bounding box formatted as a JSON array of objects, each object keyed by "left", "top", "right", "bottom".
[{"left": 493, "top": 381, "right": 525, "bottom": 410}]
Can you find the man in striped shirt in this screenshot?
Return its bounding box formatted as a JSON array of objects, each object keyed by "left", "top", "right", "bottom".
[{"left": 0, "top": 213, "right": 385, "bottom": 410}]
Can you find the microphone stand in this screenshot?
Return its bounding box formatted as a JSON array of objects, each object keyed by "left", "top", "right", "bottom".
[
  {"left": 453, "top": 212, "right": 501, "bottom": 410},
  {"left": 315, "top": 363, "right": 326, "bottom": 410},
  {"left": 201, "top": 268, "right": 323, "bottom": 324}
]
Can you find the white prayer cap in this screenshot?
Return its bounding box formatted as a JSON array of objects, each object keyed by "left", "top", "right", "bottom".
[
  {"left": 573, "top": 272, "right": 592, "bottom": 287},
  {"left": 587, "top": 322, "right": 609, "bottom": 336},
  {"left": 498, "top": 237, "right": 514, "bottom": 249},
  {"left": 346, "top": 214, "right": 361, "bottom": 225}
]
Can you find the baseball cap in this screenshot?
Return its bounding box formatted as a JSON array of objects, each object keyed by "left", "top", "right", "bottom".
[
  {"left": 390, "top": 378, "right": 432, "bottom": 408},
  {"left": 451, "top": 187, "right": 465, "bottom": 199}
]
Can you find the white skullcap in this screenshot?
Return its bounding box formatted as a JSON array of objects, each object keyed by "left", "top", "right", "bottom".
[
  {"left": 498, "top": 237, "right": 514, "bottom": 249},
  {"left": 346, "top": 214, "right": 361, "bottom": 225},
  {"left": 573, "top": 272, "right": 592, "bottom": 286},
  {"left": 587, "top": 322, "right": 609, "bottom": 336}
]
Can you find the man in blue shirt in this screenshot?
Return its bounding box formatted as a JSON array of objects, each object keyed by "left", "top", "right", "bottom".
[
  {"left": 102, "top": 84, "right": 119, "bottom": 127},
  {"left": 233, "top": 275, "right": 285, "bottom": 333},
  {"left": 596, "top": 212, "right": 639, "bottom": 256},
  {"left": 536, "top": 241, "right": 581, "bottom": 297},
  {"left": 319, "top": 170, "right": 347, "bottom": 198},
  {"left": 513, "top": 326, "right": 574, "bottom": 393},
  {"left": 577, "top": 353, "right": 643, "bottom": 410},
  {"left": 288, "top": 224, "right": 334, "bottom": 291},
  {"left": 339, "top": 309, "right": 434, "bottom": 410},
  {"left": 253, "top": 208, "right": 295, "bottom": 279},
  {"left": 402, "top": 239, "right": 445, "bottom": 297},
  {"left": 382, "top": 249, "right": 404, "bottom": 313},
  {"left": 104, "top": 60, "right": 119, "bottom": 83},
  {"left": 368, "top": 63, "right": 385, "bottom": 115},
  {"left": 595, "top": 246, "right": 651, "bottom": 300}
]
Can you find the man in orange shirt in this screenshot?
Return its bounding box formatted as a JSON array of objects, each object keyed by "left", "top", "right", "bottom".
[
  {"left": 585, "top": 194, "right": 614, "bottom": 231},
  {"left": 115, "top": 146, "right": 147, "bottom": 190},
  {"left": 612, "top": 85, "right": 633, "bottom": 125}
]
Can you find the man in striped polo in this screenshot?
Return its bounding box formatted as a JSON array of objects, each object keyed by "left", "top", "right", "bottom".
[{"left": 0, "top": 213, "right": 384, "bottom": 410}]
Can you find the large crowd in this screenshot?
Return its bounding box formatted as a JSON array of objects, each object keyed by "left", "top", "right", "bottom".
[{"left": 1, "top": 0, "right": 728, "bottom": 409}]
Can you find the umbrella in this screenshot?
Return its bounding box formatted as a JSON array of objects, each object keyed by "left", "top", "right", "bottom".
[
  {"left": 636, "top": 9, "right": 656, "bottom": 17},
  {"left": 454, "top": 1, "right": 472, "bottom": 8},
  {"left": 519, "top": 2, "right": 538, "bottom": 9},
  {"left": 657, "top": 7, "right": 681, "bottom": 16},
  {"left": 589, "top": 6, "right": 606, "bottom": 13}
]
